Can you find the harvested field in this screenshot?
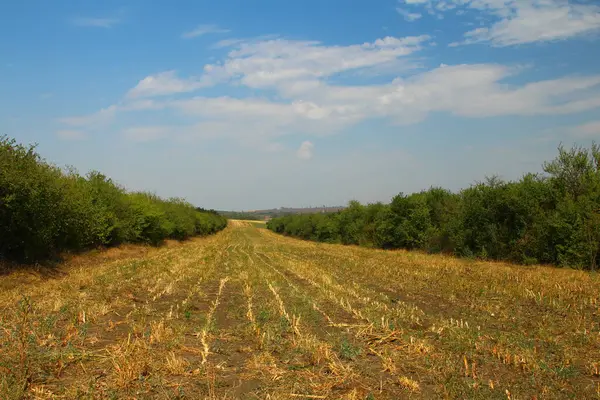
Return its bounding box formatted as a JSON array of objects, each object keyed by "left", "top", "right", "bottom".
[{"left": 1, "top": 221, "right": 599, "bottom": 399}]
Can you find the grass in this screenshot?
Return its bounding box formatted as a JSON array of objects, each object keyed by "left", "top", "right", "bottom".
[{"left": 0, "top": 221, "right": 599, "bottom": 398}]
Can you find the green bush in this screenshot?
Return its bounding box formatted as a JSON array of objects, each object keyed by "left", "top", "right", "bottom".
[
  {"left": 0, "top": 135, "right": 227, "bottom": 263},
  {"left": 268, "top": 144, "right": 600, "bottom": 270}
]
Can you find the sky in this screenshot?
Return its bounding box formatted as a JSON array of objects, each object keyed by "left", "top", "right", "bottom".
[{"left": 1, "top": 0, "right": 600, "bottom": 210}]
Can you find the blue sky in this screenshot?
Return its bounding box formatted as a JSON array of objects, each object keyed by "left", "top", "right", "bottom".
[{"left": 1, "top": 0, "right": 600, "bottom": 210}]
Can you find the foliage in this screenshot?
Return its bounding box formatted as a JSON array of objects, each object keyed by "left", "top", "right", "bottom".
[
  {"left": 217, "top": 211, "right": 263, "bottom": 221},
  {"left": 0, "top": 135, "right": 227, "bottom": 263},
  {"left": 268, "top": 144, "right": 600, "bottom": 270}
]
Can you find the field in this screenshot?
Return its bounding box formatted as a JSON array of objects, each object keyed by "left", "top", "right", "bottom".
[{"left": 1, "top": 221, "right": 599, "bottom": 399}]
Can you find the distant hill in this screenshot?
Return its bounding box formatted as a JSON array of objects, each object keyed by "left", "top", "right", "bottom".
[{"left": 219, "top": 206, "right": 345, "bottom": 220}]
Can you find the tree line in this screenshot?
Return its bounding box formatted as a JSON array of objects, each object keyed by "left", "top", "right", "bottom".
[
  {"left": 267, "top": 144, "right": 600, "bottom": 270},
  {"left": 218, "top": 211, "right": 264, "bottom": 221},
  {"left": 0, "top": 135, "right": 227, "bottom": 263}
]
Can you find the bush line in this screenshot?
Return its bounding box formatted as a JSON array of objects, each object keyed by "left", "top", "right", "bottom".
[
  {"left": 268, "top": 144, "right": 600, "bottom": 270},
  {"left": 0, "top": 135, "right": 227, "bottom": 263}
]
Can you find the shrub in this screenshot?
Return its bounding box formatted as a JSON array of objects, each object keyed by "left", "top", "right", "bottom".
[
  {"left": 0, "top": 135, "right": 227, "bottom": 263},
  {"left": 268, "top": 144, "right": 600, "bottom": 270}
]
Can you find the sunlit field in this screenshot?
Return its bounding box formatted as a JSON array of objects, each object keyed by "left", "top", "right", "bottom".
[{"left": 1, "top": 221, "right": 599, "bottom": 399}]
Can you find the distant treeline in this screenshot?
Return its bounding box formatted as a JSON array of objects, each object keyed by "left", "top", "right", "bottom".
[
  {"left": 218, "top": 211, "right": 263, "bottom": 221},
  {"left": 0, "top": 136, "right": 227, "bottom": 263},
  {"left": 268, "top": 144, "right": 600, "bottom": 270},
  {"left": 219, "top": 207, "right": 345, "bottom": 221}
]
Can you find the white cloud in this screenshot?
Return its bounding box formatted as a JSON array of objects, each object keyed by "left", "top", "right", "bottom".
[
  {"left": 122, "top": 99, "right": 167, "bottom": 111},
  {"left": 124, "top": 35, "right": 429, "bottom": 99},
  {"left": 571, "top": 121, "right": 600, "bottom": 138},
  {"left": 399, "top": 66, "right": 600, "bottom": 118},
  {"left": 126, "top": 71, "right": 210, "bottom": 98},
  {"left": 212, "top": 38, "right": 247, "bottom": 48},
  {"left": 297, "top": 141, "right": 314, "bottom": 159},
  {"left": 408, "top": 0, "right": 600, "bottom": 46},
  {"left": 59, "top": 36, "right": 600, "bottom": 145},
  {"left": 397, "top": 8, "right": 423, "bottom": 21},
  {"left": 72, "top": 17, "right": 120, "bottom": 28},
  {"left": 173, "top": 96, "right": 292, "bottom": 119},
  {"left": 211, "top": 35, "right": 279, "bottom": 49},
  {"left": 59, "top": 105, "right": 117, "bottom": 127},
  {"left": 201, "top": 35, "right": 430, "bottom": 90},
  {"left": 56, "top": 130, "right": 86, "bottom": 140},
  {"left": 167, "top": 96, "right": 361, "bottom": 139},
  {"left": 182, "top": 24, "right": 230, "bottom": 39},
  {"left": 465, "top": 1, "right": 600, "bottom": 46}
]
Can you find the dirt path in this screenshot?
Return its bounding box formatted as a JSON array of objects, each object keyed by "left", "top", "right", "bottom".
[{"left": 0, "top": 221, "right": 599, "bottom": 399}]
